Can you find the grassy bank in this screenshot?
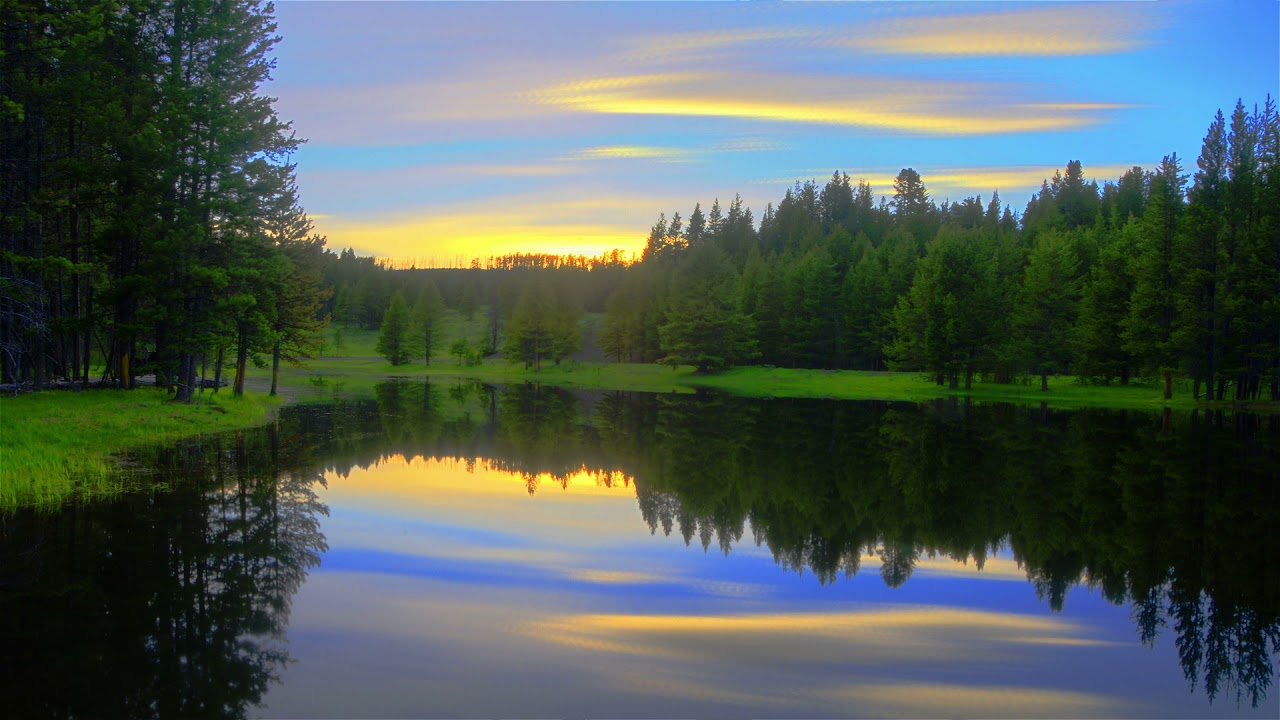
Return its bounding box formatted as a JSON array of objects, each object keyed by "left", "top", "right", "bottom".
[
  {"left": 0, "top": 319, "right": 1229, "bottom": 508},
  {"left": 284, "top": 358, "right": 1198, "bottom": 411},
  {"left": 0, "top": 389, "right": 280, "bottom": 507},
  {"left": 267, "top": 324, "right": 1200, "bottom": 411}
]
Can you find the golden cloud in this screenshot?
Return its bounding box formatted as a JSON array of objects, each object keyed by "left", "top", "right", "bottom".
[
  {"left": 532, "top": 72, "right": 1119, "bottom": 136},
  {"left": 570, "top": 145, "right": 696, "bottom": 163}
]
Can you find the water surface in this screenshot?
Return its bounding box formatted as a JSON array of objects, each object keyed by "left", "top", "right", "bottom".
[{"left": 2, "top": 381, "right": 1277, "bottom": 718}]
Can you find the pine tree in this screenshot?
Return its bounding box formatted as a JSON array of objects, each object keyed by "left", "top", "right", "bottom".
[
  {"left": 502, "top": 276, "right": 580, "bottom": 370},
  {"left": 263, "top": 163, "right": 328, "bottom": 397},
  {"left": 780, "top": 247, "right": 839, "bottom": 367},
  {"left": 1123, "top": 154, "right": 1186, "bottom": 399},
  {"left": 1074, "top": 219, "right": 1139, "bottom": 383},
  {"left": 887, "top": 227, "right": 997, "bottom": 388},
  {"left": 658, "top": 244, "right": 756, "bottom": 372},
  {"left": 377, "top": 292, "right": 411, "bottom": 365},
  {"left": 411, "top": 280, "right": 445, "bottom": 365},
  {"left": 1177, "top": 112, "right": 1227, "bottom": 399},
  {"left": 1012, "top": 231, "right": 1080, "bottom": 390}
]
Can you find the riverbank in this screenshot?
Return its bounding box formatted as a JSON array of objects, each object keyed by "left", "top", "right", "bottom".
[
  {"left": 275, "top": 326, "right": 1200, "bottom": 411},
  {"left": 0, "top": 389, "right": 280, "bottom": 507},
  {"left": 282, "top": 357, "right": 1195, "bottom": 411},
  {"left": 0, "top": 326, "right": 1235, "bottom": 508}
]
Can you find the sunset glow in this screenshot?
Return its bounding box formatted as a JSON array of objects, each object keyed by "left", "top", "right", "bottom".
[{"left": 271, "top": 1, "right": 1278, "bottom": 263}]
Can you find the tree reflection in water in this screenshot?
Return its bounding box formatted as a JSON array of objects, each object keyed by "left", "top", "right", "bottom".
[
  {"left": 371, "top": 382, "right": 1279, "bottom": 708},
  {"left": 0, "top": 421, "right": 327, "bottom": 719},
  {"left": 2, "top": 381, "right": 1277, "bottom": 713}
]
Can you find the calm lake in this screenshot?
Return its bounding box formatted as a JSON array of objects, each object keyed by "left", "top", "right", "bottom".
[{"left": 2, "top": 380, "right": 1278, "bottom": 719}]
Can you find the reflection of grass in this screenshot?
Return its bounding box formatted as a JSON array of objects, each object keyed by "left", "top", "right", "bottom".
[{"left": 0, "top": 389, "right": 279, "bottom": 507}]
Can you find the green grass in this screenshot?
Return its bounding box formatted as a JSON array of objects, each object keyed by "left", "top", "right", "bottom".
[
  {"left": 0, "top": 388, "right": 280, "bottom": 507},
  {"left": 265, "top": 321, "right": 1206, "bottom": 410},
  {"left": 687, "top": 366, "right": 1207, "bottom": 410}
]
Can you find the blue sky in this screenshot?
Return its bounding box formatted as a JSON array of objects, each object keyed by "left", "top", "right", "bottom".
[{"left": 271, "top": 0, "right": 1280, "bottom": 264}]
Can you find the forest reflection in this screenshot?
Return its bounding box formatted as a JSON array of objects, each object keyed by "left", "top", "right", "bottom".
[
  {"left": 356, "top": 380, "right": 1280, "bottom": 708},
  {"left": 0, "top": 422, "right": 328, "bottom": 719},
  {"left": 2, "top": 380, "right": 1278, "bottom": 716}
]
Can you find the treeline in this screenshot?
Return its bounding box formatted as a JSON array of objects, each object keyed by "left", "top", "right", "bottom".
[
  {"left": 604, "top": 99, "right": 1280, "bottom": 400},
  {"left": 1, "top": 0, "right": 328, "bottom": 399},
  {"left": 324, "top": 248, "right": 629, "bottom": 368},
  {"left": 324, "top": 249, "right": 629, "bottom": 332}
]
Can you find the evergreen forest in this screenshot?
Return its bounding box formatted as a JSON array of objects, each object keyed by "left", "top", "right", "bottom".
[{"left": 4, "top": 2, "right": 1279, "bottom": 402}]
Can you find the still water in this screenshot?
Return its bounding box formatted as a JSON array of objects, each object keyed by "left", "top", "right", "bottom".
[{"left": 2, "top": 380, "right": 1278, "bottom": 718}]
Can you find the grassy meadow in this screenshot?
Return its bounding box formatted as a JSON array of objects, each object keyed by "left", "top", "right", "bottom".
[
  {"left": 0, "top": 389, "right": 279, "bottom": 507},
  {"left": 270, "top": 312, "right": 1201, "bottom": 412}
]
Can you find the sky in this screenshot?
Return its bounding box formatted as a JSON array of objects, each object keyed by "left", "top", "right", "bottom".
[{"left": 270, "top": 0, "right": 1280, "bottom": 265}]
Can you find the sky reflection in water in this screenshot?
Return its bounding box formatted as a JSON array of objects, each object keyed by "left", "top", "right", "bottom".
[{"left": 259, "top": 453, "right": 1265, "bottom": 719}]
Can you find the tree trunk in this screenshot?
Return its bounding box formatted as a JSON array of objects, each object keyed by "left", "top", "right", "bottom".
[
  {"left": 964, "top": 369, "right": 973, "bottom": 390},
  {"left": 1041, "top": 373, "right": 1049, "bottom": 392},
  {"left": 33, "top": 334, "right": 45, "bottom": 389},
  {"left": 270, "top": 341, "right": 280, "bottom": 397},
  {"left": 81, "top": 273, "right": 92, "bottom": 388},
  {"left": 120, "top": 350, "right": 130, "bottom": 390},
  {"left": 212, "top": 346, "right": 224, "bottom": 393},
  {"left": 233, "top": 332, "right": 247, "bottom": 397},
  {"left": 1120, "top": 367, "right": 1130, "bottom": 385},
  {"left": 948, "top": 372, "right": 958, "bottom": 390},
  {"left": 174, "top": 352, "right": 195, "bottom": 402},
  {"left": 1163, "top": 371, "right": 1172, "bottom": 400},
  {"left": 196, "top": 351, "right": 207, "bottom": 408}
]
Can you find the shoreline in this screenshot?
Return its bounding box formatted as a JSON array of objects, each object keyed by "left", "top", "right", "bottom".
[{"left": 0, "top": 357, "right": 1260, "bottom": 508}]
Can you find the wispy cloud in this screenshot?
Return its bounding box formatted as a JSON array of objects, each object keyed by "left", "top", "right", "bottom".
[
  {"left": 463, "top": 162, "right": 581, "bottom": 178},
  {"left": 617, "top": 26, "right": 817, "bottom": 63},
  {"left": 709, "top": 136, "right": 787, "bottom": 153},
  {"left": 570, "top": 145, "right": 696, "bottom": 163},
  {"left": 753, "top": 164, "right": 1142, "bottom": 200},
  {"left": 858, "top": 5, "right": 1154, "bottom": 57},
  {"left": 533, "top": 72, "right": 1122, "bottom": 136},
  {"left": 613, "top": 5, "right": 1151, "bottom": 64}
]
